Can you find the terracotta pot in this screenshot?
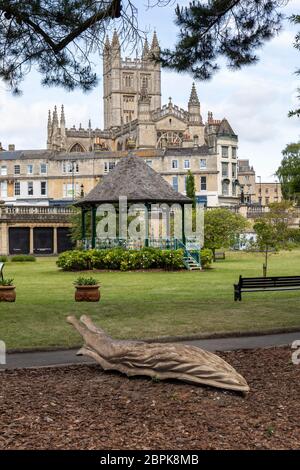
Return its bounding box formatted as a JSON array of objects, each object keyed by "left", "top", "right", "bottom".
[
  {"left": 75, "top": 285, "right": 100, "bottom": 302},
  {"left": 0, "top": 285, "right": 16, "bottom": 302}
]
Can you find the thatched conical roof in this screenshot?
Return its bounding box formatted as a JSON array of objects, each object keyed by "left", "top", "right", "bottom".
[{"left": 76, "top": 154, "right": 191, "bottom": 206}]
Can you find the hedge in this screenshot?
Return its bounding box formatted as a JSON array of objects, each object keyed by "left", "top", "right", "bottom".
[
  {"left": 57, "top": 248, "right": 185, "bottom": 272},
  {"left": 11, "top": 255, "right": 36, "bottom": 262},
  {"left": 57, "top": 247, "right": 213, "bottom": 272}
]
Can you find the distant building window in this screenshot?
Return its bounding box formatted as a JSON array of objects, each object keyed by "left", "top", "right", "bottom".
[
  {"left": 41, "top": 181, "right": 47, "bottom": 196},
  {"left": 222, "top": 180, "right": 229, "bottom": 196},
  {"left": 184, "top": 160, "right": 190, "bottom": 169},
  {"left": 172, "top": 160, "right": 178, "bottom": 169},
  {"left": 232, "top": 181, "right": 237, "bottom": 196},
  {"left": 62, "top": 162, "right": 79, "bottom": 174},
  {"left": 265, "top": 197, "right": 270, "bottom": 205},
  {"left": 0, "top": 181, "right": 7, "bottom": 198},
  {"left": 1, "top": 165, "right": 7, "bottom": 176},
  {"left": 265, "top": 188, "right": 269, "bottom": 194},
  {"left": 146, "top": 160, "right": 153, "bottom": 167},
  {"left": 70, "top": 143, "right": 85, "bottom": 153},
  {"left": 221, "top": 146, "right": 229, "bottom": 158},
  {"left": 14, "top": 165, "right": 20, "bottom": 175},
  {"left": 14, "top": 181, "right": 20, "bottom": 196},
  {"left": 27, "top": 164, "right": 33, "bottom": 175},
  {"left": 40, "top": 163, "right": 47, "bottom": 174},
  {"left": 63, "top": 183, "right": 79, "bottom": 198},
  {"left": 124, "top": 74, "right": 134, "bottom": 88},
  {"left": 193, "top": 135, "right": 199, "bottom": 145},
  {"left": 172, "top": 176, "right": 178, "bottom": 192},
  {"left": 200, "top": 159, "right": 206, "bottom": 169},
  {"left": 232, "top": 147, "right": 237, "bottom": 159},
  {"left": 232, "top": 163, "right": 237, "bottom": 178},
  {"left": 222, "top": 162, "right": 229, "bottom": 177},
  {"left": 201, "top": 176, "right": 207, "bottom": 191},
  {"left": 245, "top": 175, "right": 250, "bottom": 182},
  {"left": 28, "top": 182, "right": 33, "bottom": 196},
  {"left": 123, "top": 95, "right": 134, "bottom": 104},
  {"left": 104, "top": 161, "right": 116, "bottom": 173}
]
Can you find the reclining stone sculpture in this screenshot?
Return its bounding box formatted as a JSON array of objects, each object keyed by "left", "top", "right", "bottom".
[{"left": 67, "top": 315, "right": 249, "bottom": 393}]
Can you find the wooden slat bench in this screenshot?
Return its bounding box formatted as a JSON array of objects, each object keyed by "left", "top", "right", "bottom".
[
  {"left": 234, "top": 275, "right": 300, "bottom": 301},
  {"left": 215, "top": 251, "right": 225, "bottom": 261}
]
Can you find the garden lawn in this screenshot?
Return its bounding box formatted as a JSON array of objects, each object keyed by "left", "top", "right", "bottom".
[{"left": 1, "top": 250, "right": 300, "bottom": 350}]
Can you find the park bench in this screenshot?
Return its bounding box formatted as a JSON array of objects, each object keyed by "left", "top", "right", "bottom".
[
  {"left": 215, "top": 251, "right": 225, "bottom": 261},
  {"left": 0, "top": 262, "right": 4, "bottom": 282},
  {"left": 234, "top": 275, "right": 300, "bottom": 301}
]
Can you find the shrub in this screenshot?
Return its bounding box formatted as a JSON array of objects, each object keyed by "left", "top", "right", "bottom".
[
  {"left": 200, "top": 249, "right": 213, "bottom": 269},
  {"left": 56, "top": 250, "right": 91, "bottom": 271},
  {"left": 287, "top": 228, "right": 300, "bottom": 244},
  {"left": 0, "top": 255, "right": 8, "bottom": 262},
  {"left": 57, "top": 248, "right": 185, "bottom": 272},
  {"left": 11, "top": 255, "right": 36, "bottom": 262},
  {"left": 74, "top": 276, "right": 99, "bottom": 286},
  {"left": 0, "top": 278, "right": 14, "bottom": 286}
]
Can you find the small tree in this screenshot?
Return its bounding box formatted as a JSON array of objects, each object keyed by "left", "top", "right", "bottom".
[
  {"left": 253, "top": 201, "right": 294, "bottom": 276},
  {"left": 276, "top": 143, "right": 300, "bottom": 203},
  {"left": 185, "top": 170, "right": 196, "bottom": 208},
  {"left": 204, "top": 208, "right": 248, "bottom": 261}
]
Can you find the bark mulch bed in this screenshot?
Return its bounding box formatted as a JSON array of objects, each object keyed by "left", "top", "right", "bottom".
[{"left": 0, "top": 347, "right": 299, "bottom": 450}]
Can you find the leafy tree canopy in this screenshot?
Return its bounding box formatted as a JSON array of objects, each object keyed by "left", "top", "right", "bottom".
[
  {"left": 160, "top": 0, "right": 286, "bottom": 80},
  {"left": 276, "top": 143, "right": 300, "bottom": 202},
  {"left": 0, "top": 0, "right": 292, "bottom": 93},
  {"left": 185, "top": 170, "right": 196, "bottom": 208},
  {"left": 204, "top": 208, "right": 248, "bottom": 257},
  {"left": 253, "top": 201, "right": 294, "bottom": 275}
]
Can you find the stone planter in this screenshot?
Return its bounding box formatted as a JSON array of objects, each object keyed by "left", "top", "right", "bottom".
[
  {"left": 0, "top": 285, "right": 16, "bottom": 302},
  {"left": 75, "top": 285, "right": 100, "bottom": 302}
]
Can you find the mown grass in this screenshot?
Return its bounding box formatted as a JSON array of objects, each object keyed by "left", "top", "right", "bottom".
[{"left": 1, "top": 250, "right": 300, "bottom": 350}]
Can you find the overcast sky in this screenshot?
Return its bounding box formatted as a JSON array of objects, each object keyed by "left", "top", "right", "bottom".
[{"left": 0, "top": 0, "right": 300, "bottom": 182}]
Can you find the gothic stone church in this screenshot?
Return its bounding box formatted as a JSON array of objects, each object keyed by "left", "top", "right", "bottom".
[{"left": 47, "top": 31, "right": 237, "bottom": 157}]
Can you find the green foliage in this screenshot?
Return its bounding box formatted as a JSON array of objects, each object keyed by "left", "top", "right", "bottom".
[
  {"left": 204, "top": 208, "right": 248, "bottom": 257},
  {"left": 74, "top": 276, "right": 99, "bottom": 286},
  {"left": 200, "top": 248, "right": 213, "bottom": 269},
  {"left": 276, "top": 143, "right": 300, "bottom": 202},
  {"left": 289, "top": 15, "right": 300, "bottom": 117},
  {"left": 287, "top": 228, "right": 300, "bottom": 244},
  {"left": 0, "top": 278, "right": 14, "bottom": 286},
  {"left": 160, "top": 1, "right": 284, "bottom": 80},
  {"left": 57, "top": 248, "right": 185, "bottom": 272},
  {"left": 0, "top": 255, "right": 8, "bottom": 262},
  {"left": 57, "top": 250, "right": 91, "bottom": 271},
  {"left": 185, "top": 170, "right": 196, "bottom": 208},
  {"left": 253, "top": 202, "right": 293, "bottom": 275},
  {"left": 11, "top": 255, "right": 36, "bottom": 262},
  {"left": 69, "top": 208, "right": 91, "bottom": 245},
  {"left": 0, "top": 0, "right": 124, "bottom": 93}
]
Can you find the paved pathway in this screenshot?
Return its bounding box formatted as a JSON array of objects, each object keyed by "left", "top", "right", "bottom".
[{"left": 1, "top": 331, "right": 300, "bottom": 370}]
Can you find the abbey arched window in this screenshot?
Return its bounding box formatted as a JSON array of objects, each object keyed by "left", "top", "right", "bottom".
[
  {"left": 157, "top": 132, "right": 183, "bottom": 149},
  {"left": 70, "top": 143, "right": 85, "bottom": 153}
]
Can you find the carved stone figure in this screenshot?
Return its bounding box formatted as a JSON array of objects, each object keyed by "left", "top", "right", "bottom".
[{"left": 67, "top": 315, "right": 249, "bottom": 393}]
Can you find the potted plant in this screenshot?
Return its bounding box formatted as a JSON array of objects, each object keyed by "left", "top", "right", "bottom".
[
  {"left": 0, "top": 278, "right": 16, "bottom": 302},
  {"left": 74, "top": 276, "right": 100, "bottom": 302}
]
